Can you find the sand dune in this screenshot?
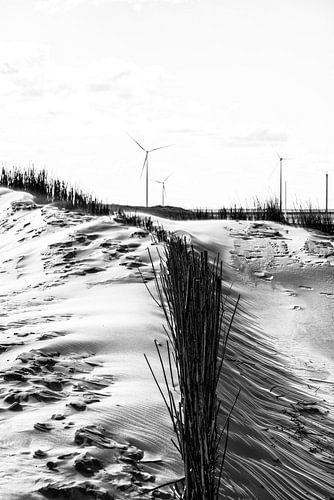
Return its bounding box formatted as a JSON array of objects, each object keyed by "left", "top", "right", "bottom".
[
  {"left": 0, "top": 188, "right": 333, "bottom": 499},
  {"left": 139, "top": 216, "right": 334, "bottom": 499},
  {"left": 0, "top": 188, "right": 180, "bottom": 499}
]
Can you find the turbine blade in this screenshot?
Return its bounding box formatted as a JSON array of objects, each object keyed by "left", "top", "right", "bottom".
[
  {"left": 140, "top": 154, "right": 148, "bottom": 179},
  {"left": 149, "top": 144, "right": 173, "bottom": 152},
  {"left": 276, "top": 151, "right": 281, "bottom": 160},
  {"left": 164, "top": 172, "right": 172, "bottom": 182},
  {"left": 128, "top": 133, "right": 146, "bottom": 152}
]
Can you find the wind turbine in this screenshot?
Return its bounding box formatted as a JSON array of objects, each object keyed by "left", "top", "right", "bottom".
[
  {"left": 128, "top": 135, "right": 171, "bottom": 207},
  {"left": 154, "top": 173, "right": 172, "bottom": 206},
  {"left": 276, "top": 152, "right": 289, "bottom": 213}
]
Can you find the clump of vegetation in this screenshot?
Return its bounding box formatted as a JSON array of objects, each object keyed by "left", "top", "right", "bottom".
[
  {"left": 189, "top": 198, "right": 284, "bottom": 222},
  {"left": 0, "top": 166, "right": 110, "bottom": 216},
  {"left": 118, "top": 199, "right": 334, "bottom": 236},
  {"left": 252, "top": 198, "right": 285, "bottom": 223},
  {"left": 145, "top": 236, "right": 239, "bottom": 499},
  {"left": 115, "top": 210, "right": 170, "bottom": 242},
  {"left": 289, "top": 205, "right": 334, "bottom": 234},
  {"left": 114, "top": 198, "right": 285, "bottom": 224},
  {"left": 111, "top": 203, "right": 197, "bottom": 220}
]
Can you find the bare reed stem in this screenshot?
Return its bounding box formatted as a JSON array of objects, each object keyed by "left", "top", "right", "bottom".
[{"left": 145, "top": 235, "right": 240, "bottom": 499}]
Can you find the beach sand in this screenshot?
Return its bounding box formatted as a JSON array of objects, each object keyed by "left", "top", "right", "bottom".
[{"left": 0, "top": 188, "right": 333, "bottom": 499}]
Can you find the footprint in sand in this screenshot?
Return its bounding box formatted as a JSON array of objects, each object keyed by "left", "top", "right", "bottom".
[
  {"left": 253, "top": 271, "right": 274, "bottom": 281},
  {"left": 33, "top": 449, "right": 48, "bottom": 458},
  {"left": 282, "top": 289, "right": 297, "bottom": 297},
  {"left": 74, "top": 452, "right": 104, "bottom": 476},
  {"left": 288, "top": 305, "right": 302, "bottom": 311},
  {"left": 34, "top": 422, "right": 54, "bottom": 432},
  {"left": 298, "top": 285, "right": 313, "bottom": 291}
]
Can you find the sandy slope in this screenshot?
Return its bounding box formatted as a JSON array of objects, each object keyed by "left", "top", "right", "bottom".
[
  {"left": 146, "top": 216, "right": 334, "bottom": 499},
  {"left": 0, "top": 188, "right": 334, "bottom": 499},
  {"left": 0, "top": 188, "right": 181, "bottom": 499},
  {"left": 155, "top": 217, "right": 334, "bottom": 381}
]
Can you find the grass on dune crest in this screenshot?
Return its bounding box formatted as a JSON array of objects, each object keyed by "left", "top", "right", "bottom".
[
  {"left": 145, "top": 236, "right": 239, "bottom": 499},
  {"left": 289, "top": 205, "right": 334, "bottom": 234},
  {"left": 113, "top": 198, "right": 284, "bottom": 223},
  {"left": 2, "top": 166, "right": 333, "bottom": 234},
  {"left": 0, "top": 166, "right": 110, "bottom": 216},
  {"left": 117, "top": 196, "right": 334, "bottom": 235}
]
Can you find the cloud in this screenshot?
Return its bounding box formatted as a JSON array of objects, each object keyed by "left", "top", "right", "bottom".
[
  {"left": 35, "top": 0, "right": 197, "bottom": 13},
  {"left": 0, "top": 62, "right": 19, "bottom": 75},
  {"left": 226, "top": 128, "right": 288, "bottom": 148},
  {"left": 0, "top": 42, "right": 175, "bottom": 142},
  {"left": 35, "top": 0, "right": 103, "bottom": 12},
  {"left": 85, "top": 59, "right": 168, "bottom": 100},
  {"left": 0, "top": 45, "right": 286, "bottom": 163},
  {"left": 0, "top": 42, "right": 168, "bottom": 105},
  {"left": 0, "top": 43, "right": 48, "bottom": 75},
  {"left": 0, "top": 43, "right": 51, "bottom": 98}
]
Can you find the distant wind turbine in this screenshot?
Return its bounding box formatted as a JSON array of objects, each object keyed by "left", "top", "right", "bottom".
[
  {"left": 128, "top": 135, "right": 172, "bottom": 207},
  {"left": 154, "top": 173, "right": 172, "bottom": 206},
  {"left": 276, "top": 152, "right": 289, "bottom": 213}
]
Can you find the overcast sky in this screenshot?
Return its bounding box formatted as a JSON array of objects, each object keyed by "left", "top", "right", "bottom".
[{"left": 0, "top": 0, "right": 333, "bottom": 208}]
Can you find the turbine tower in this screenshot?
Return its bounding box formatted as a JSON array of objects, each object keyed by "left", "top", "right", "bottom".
[
  {"left": 129, "top": 135, "right": 171, "bottom": 207},
  {"left": 154, "top": 173, "right": 172, "bottom": 206}
]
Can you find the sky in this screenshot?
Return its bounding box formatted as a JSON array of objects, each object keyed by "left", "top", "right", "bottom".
[{"left": 0, "top": 0, "right": 333, "bottom": 208}]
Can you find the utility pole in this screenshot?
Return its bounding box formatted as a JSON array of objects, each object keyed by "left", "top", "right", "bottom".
[
  {"left": 325, "top": 172, "right": 328, "bottom": 213},
  {"left": 146, "top": 158, "right": 149, "bottom": 207},
  {"left": 279, "top": 157, "right": 283, "bottom": 213},
  {"left": 285, "top": 180, "right": 287, "bottom": 213},
  {"left": 276, "top": 153, "right": 288, "bottom": 214}
]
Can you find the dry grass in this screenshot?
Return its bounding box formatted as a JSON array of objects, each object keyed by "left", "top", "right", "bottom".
[
  {"left": 0, "top": 166, "right": 109, "bottom": 215},
  {"left": 145, "top": 236, "right": 239, "bottom": 499},
  {"left": 114, "top": 199, "right": 283, "bottom": 222},
  {"left": 289, "top": 205, "right": 334, "bottom": 234}
]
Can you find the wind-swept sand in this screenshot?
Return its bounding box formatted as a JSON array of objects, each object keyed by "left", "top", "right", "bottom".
[
  {"left": 138, "top": 215, "right": 334, "bottom": 499},
  {"left": 0, "top": 188, "right": 181, "bottom": 499},
  {"left": 0, "top": 188, "right": 333, "bottom": 499}
]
